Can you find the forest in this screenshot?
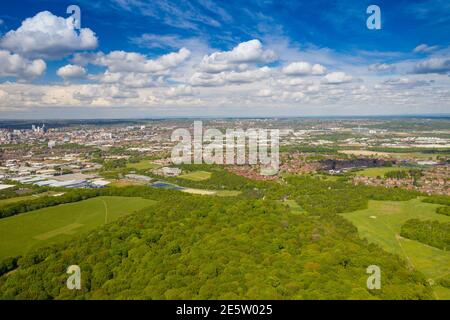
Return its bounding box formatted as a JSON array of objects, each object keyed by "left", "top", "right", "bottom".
[
  {"left": 0, "top": 194, "right": 433, "bottom": 299},
  {"left": 423, "top": 195, "right": 450, "bottom": 206},
  {"left": 400, "top": 219, "right": 450, "bottom": 251},
  {"left": 0, "top": 172, "right": 436, "bottom": 300},
  {"left": 436, "top": 206, "right": 450, "bottom": 216}
]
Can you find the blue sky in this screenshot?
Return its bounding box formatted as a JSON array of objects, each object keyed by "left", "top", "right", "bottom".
[{"left": 0, "top": 0, "right": 449, "bottom": 118}]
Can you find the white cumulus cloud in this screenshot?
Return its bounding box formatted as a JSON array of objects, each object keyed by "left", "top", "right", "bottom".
[
  {"left": 82, "top": 48, "right": 191, "bottom": 74},
  {"left": 0, "top": 11, "right": 98, "bottom": 59},
  {"left": 190, "top": 66, "right": 271, "bottom": 86},
  {"left": 89, "top": 71, "right": 154, "bottom": 88},
  {"left": 282, "top": 61, "right": 326, "bottom": 76},
  {"left": 199, "top": 39, "right": 276, "bottom": 73},
  {"left": 165, "top": 85, "right": 195, "bottom": 97},
  {"left": 0, "top": 49, "right": 46, "bottom": 79},
  {"left": 57, "top": 64, "right": 86, "bottom": 80},
  {"left": 321, "top": 72, "right": 353, "bottom": 84}
]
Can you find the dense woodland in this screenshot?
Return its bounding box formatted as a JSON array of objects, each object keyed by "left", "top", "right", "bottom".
[
  {"left": 400, "top": 219, "right": 450, "bottom": 251},
  {"left": 423, "top": 195, "right": 450, "bottom": 206},
  {"left": 0, "top": 170, "right": 436, "bottom": 300},
  {"left": 0, "top": 195, "right": 433, "bottom": 299},
  {"left": 436, "top": 206, "right": 450, "bottom": 216}
]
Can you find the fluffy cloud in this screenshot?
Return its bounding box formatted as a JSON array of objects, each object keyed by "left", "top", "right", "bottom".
[
  {"left": 90, "top": 71, "right": 155, "bottom": 88},
  {"left": 281, "top": 91, "right": 305, "bottom": 101},
  {"left": 412, "top": 57, "right": 450, "bottom": 74},
  {"left": 0, "top": 50, "right": 46, "bottom": 79},
  {"left": 382, "top": 78, "right": 434, "bottom": 88},
  {"left": 0, "top": 11, "right": 98, "bottom": 59},
  {"left": 0, "top": 14, "right": 448, "bottom": 115},
  {"left": 222, "top": 67, "right": 272, "bottom": 83},
  {"left": 413, "top": 44, "right": 439, "bottom": 53},
  {"left": 368, "top": 63, "right": 396, "bottom": 72},
  {"left": 186, "top": 40, "right": 276, "bottom": 87},
  {"left": 57, "top": 64, "right": 86, "bottom": 80},
  {"left": 73, "top": 85, "right": 138, "bottom": 102},
  {"left": 321, "top": 72, "right": 353, "bottom": 84},
  {"left": 199, "top": 39, "right": 276, "bottom": 73},
  {"left": 256, "top": 89, "right": 273, "bottom": 97},
  {"left": 80, "top": 48, "right": 191, "bottom": 74},
  {"left": 190, "top": 67, "right": 271, "bottom": 86},
  {"left": 282, "top": 62, "right": 326, "bottom": 76},
  {"left": 70, "top": 48, "right": 192, "bottom": 89},
  {"left": 165, "top": 85, "right": 195, "bottom": 97},
  {"left": 276, "top": 77, "right": 313, "bottom": 88}
]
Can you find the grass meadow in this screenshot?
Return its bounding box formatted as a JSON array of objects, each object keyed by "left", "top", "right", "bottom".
[
  {"left": 0, "top": 196, "right": 156, "bottom": 259},
  {"left": 179, "top": 171, "right": 212, "bottom": 181},
  {"left": 342, "top": 198, "right": 450, "bottom": 299}
]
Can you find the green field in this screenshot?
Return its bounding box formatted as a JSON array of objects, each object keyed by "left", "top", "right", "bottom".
[
  {"left": 342, "top": 198, "right": 450, "bottom": 299},
  {"left": 179, "top": 171, "right": 212, "bottom": 181},
  {"left": 355, "top": 167, "right": 409, "bottom": 178},
  {"left": 0, "top": 196, "right": 156, "bottom": 259},
  {"left": 0, "top": 192, "right": 62, "bottom": 207},
  {"left": 126, "top": 160, "right": 161, "bottom": 170}
]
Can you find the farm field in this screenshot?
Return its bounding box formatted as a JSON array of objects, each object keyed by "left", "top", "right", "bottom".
[
  {"left": 179, "top": 171, "right": 212, "bottom": 181},
  {"left": 0, "top": 196, "right": 156, "bottom": 259},
  {"left": 342, "top": 198, "right": 450, "bottom": 299},
  {"left": 126, "top": 160, "right": 161, "bottom": 170},
  {"left": 355, "top": 167, "right": 409, "bottom": 178},
  {"left": 339, "top": 150, "right": 393, "bottom": 157}
]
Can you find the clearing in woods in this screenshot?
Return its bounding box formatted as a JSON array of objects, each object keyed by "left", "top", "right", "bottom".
[
  {"left": 342, "top": 198, "right": 450, "bottom": 299},
  {"left": 355, "top": 167, "right": 410, "bottom": 178},
  {"left": 126, "top": 160, "right": 161, "bottom": 170},
  {"left": 179, "top": 171, "right": 212, "bottom": 181}
]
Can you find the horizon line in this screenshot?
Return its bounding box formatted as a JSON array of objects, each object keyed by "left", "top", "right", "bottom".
[{"left": 1, "top": 113, "right": 450, "bottom": 122}]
